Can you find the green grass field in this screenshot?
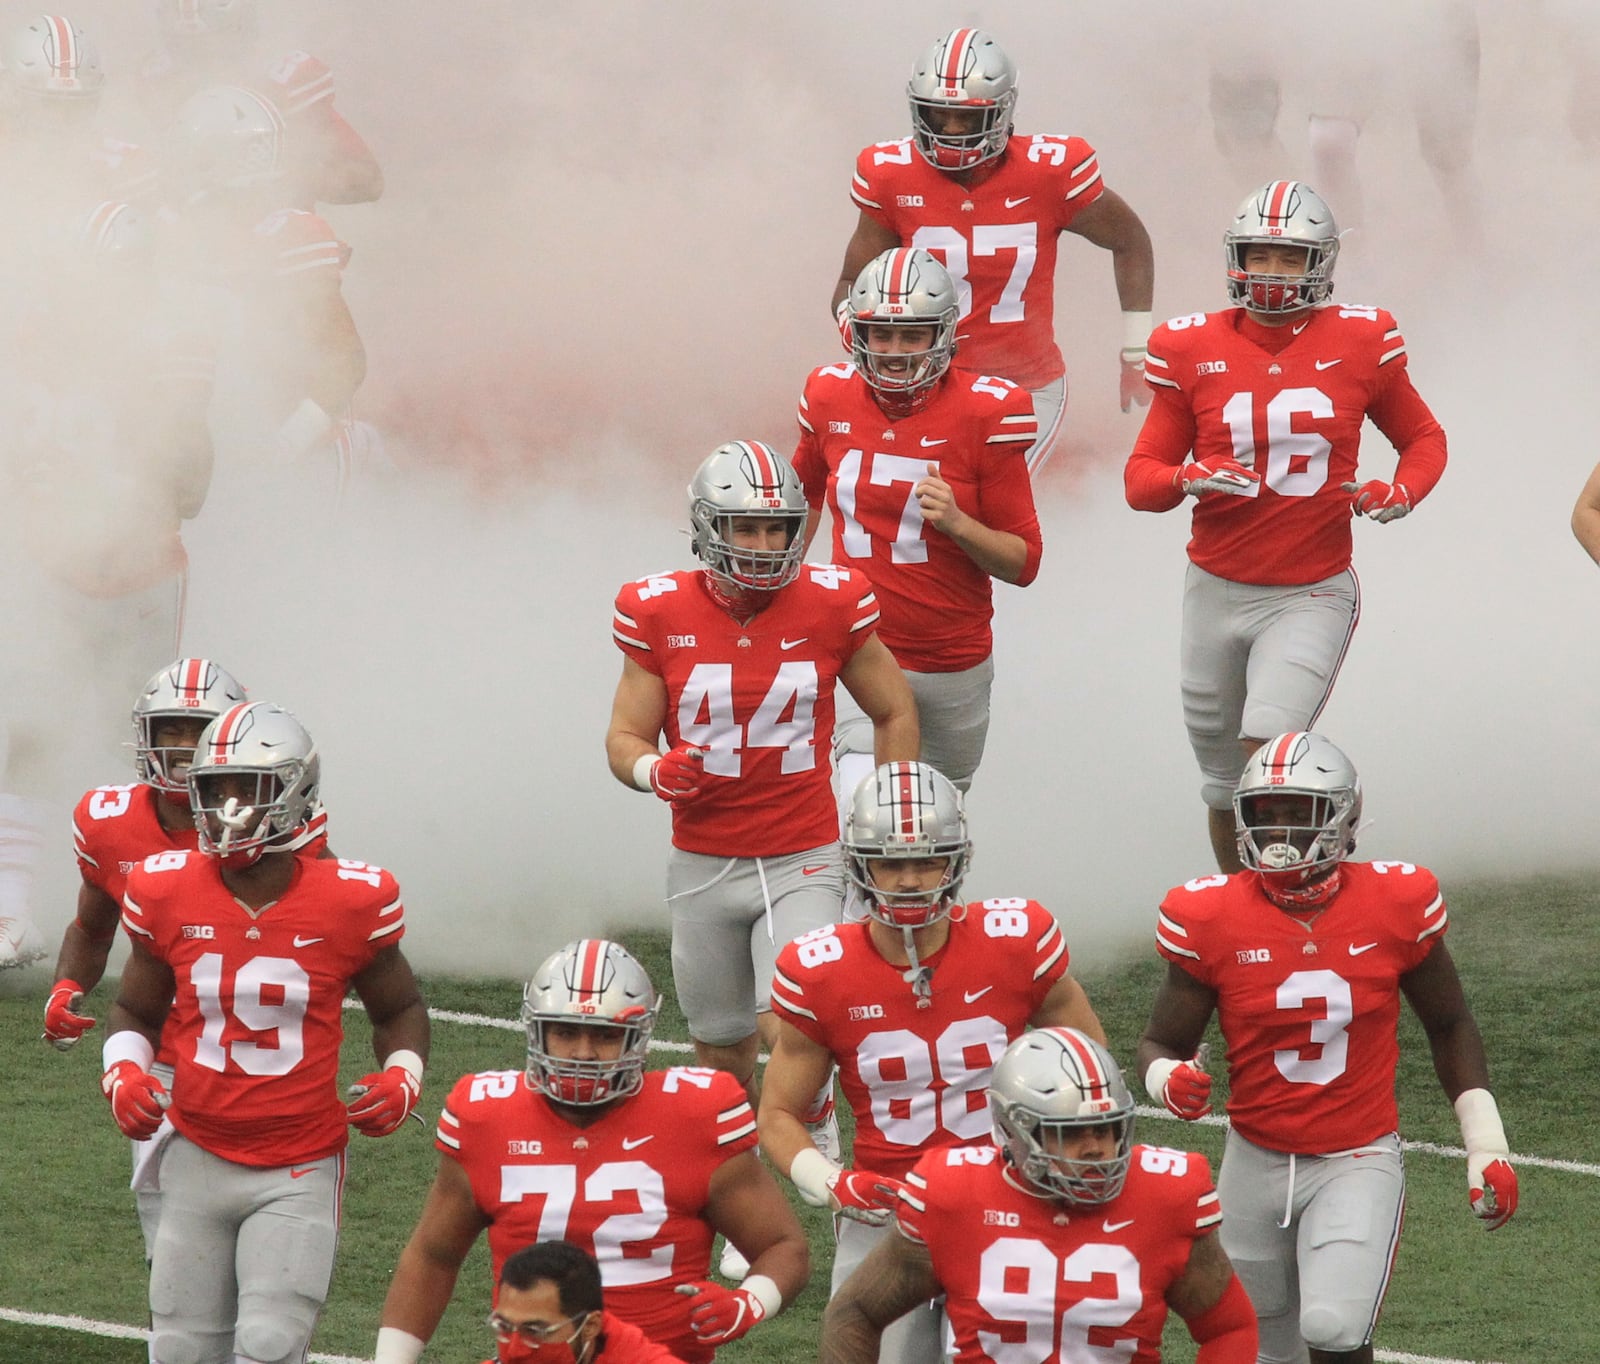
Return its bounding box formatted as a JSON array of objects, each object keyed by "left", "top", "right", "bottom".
[{"left": 2, "top": 871, "right": 1596, "bottom": 1364}]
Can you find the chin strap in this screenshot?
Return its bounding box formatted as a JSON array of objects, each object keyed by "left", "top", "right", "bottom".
[
  {"left": 899, "top": 926, "right": 933, "bottom": 1000},
  {"left": 213, "top": 797, "right": 256, "bottom": 857},
  {"left": 1260, "top": 862, "right": 1344, "bottom": 909}
]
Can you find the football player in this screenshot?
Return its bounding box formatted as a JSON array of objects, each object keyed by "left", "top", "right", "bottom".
[
  {"left": 832, "top": 27, "right": 1155, "bottom": 474},
  {"left": 375, "top": 939, "right": 808, "bottom": 1364},
  {"left": 482, "top": 1241, "right": 689, "bottom": 1364},
  {"left": 1123, "top": 180, "right": 1448, "bottom": 872},
  {"left": 140, "top": 0, "right": 383, "bottom": 207},
  {"left": 101, "top": 701, "right": 427, "bottom": 1364},
  {"left": 795, "top": 248, "right": 1040, "bottom": 795},
  {"left": 820, "top": 1027, "right": 1258, "bottom": 1363},
  {"left": 605, "top": 441, "right": 917, "bottom": 1105},
  {"left": 760, "top": 761, "right": 1103, "bottom": 1364},
  {"left": 1137, "top": 731, "right": 1517, "bottom": 1364}
]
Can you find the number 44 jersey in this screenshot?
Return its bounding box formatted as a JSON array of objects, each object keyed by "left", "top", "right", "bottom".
[
  {"left": 900, "top": 1141, "right": 1221, "bottom": 1364},
  {"left": 612, "top": 566, "right": 879, "bottom": 858},
  {"left": 771, "top": 900, "right": 1068, "bottom": 1180},
  {"left": 438, "top": 1065, "right": 758, "bottom": 1364},
  {"left": 119, "top": 851, "right": 403, "bottom": 1166}
]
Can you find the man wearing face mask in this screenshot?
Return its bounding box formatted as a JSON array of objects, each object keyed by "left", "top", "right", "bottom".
[{"left": 483, "top": 1241, "right": 688, "bottom": 1364}]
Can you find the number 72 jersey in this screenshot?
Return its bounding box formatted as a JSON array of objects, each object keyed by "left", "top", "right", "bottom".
[
  {"left": 612, "top": 566, "right": 879, "bottom": 857},
  {"left": 899, "top": 1142, "right": 1221, "bottom": 1364}
]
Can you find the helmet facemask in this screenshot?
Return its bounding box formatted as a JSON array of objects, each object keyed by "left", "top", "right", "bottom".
[
  {"left": 695, "top": 509, "right": 807, "bottom": 594},
  {"left": 1224, "top": 180, "right": 1340, "bottom": 314},
  {"left": 687, "top": 441, "right": 808, "bottom": 596},
  {"left": 906, "top": 29, "right": 1018, "bottom": 172},
  {"left": 187, "top": 703, "right": 320, "bottom": 868},
  {"left": 522, "top": 940, "right": 659, "bottom": 1107},
  {"left": 848, "top": 248, "right": 959, "bottom": 417},
  {"left": 844, "top": 762, "right": 971, "bottom": 931},
  {"left": 1234, "top": 732, "right": 1362, "bottom": 909}
]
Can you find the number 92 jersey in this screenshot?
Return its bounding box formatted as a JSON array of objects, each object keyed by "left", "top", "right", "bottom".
[
  {"left": 851, "top": 133, "right": 1107, "bottom": 388},
  {"left": 612, "top": 566, "right": 879, "bottom": 857},
  {"left": 1154, "top": 861, "right": 1448, "bottom": 1153},
  {"left": 770, "top": 899, "right": 1067, "bottom": 1180},
  {"left": 899, "top": 1141, "right": 1221, "bottom": 1364},
  {"left": 119, "top": 851, "right": 403, "bottom": 1167},
  {"left": 1134, "top": 304, "right": 1446, "bottom": 585},
  {"left": 437, "top": 1066, "right": 758, "bottom": 1364}
]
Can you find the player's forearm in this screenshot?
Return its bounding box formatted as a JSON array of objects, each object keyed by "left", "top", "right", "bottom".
[
  {"left": 747, "top": 1232, "right": 811, "bottom": 1307},
  {"left": 606, "top": 730, "right": 662, "bottom": 789},
  {"left": 1574, "top": 506, "right": 1600, "bottom": 564},
  {"left": 1111, "top": 235, "right": 1155, "bottom": 314},
  {"left": 378, "top": 1251, "right": 457, "bottom": 1348},
  {"left": 756, "top": 1106, "right": 818, "bottom": 1181},
  {"left": 370, "top": 1002, "right": 430, "bottom": 1071},
  {"left": 819, "top": 1300, "right": 889, "bottom": 1364},
  {"left": 870, "top": 705, "right": 919, "bottom": 766},
  {"left": 54, "top": 918, "right": 116, "bottom": 993},
  {"left": 940, "top": 519, "right": 1031, "bottom": 584}
]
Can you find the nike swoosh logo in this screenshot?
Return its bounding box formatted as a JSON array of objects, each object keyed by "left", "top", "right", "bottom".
[
  {"left": 801, "top": 865, "right": 830, "bottom": 876},
  {"left": 1004, "top": 196, "right": 1031, "bottom": 208},
  {"left": 621, "top": 1135, "right": 654, "bottom": 1150},
  {"left": 1314, "top": 359, "right": 1342, "bottom": 370},
  {"left": 293, "top": 935, "right": 324, "bottom": 948},
  {"left": 919, "top": 436, "right": 947, "bottom": 447},
  {"left": 290, "top": 1167, "right": 317, "bottom": 1179},
  {"left": 1349, "top": 942, "right": 1378, "bottom": 956},
  {"left": 780, "top": 638, "right": 808, "bottom": 650},
  {"left": 963, "top": 987, "right": 993, "bottom": 1003},
  {"left": 1102, "top": 1218, "right": 1134, "bottom": 1233}
]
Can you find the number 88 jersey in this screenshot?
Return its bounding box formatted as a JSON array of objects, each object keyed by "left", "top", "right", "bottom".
[
  {"left": 612, "top": 565, "right": 880, "bottom": 858},
  {"left": 770, "top": 899, "right": 1068, "bottom": 1180}
]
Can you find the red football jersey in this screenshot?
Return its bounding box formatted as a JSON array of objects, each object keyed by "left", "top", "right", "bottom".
[
  {"left": 612, "top": 567, "right": 878, "bottom": 856},
  {"left": 900, "top": 1143, "right": 1221, "bottom": 1364},
  {"left": 438, "top": 1067, "right": 758, "bottom": 1364},
  {"left": 120, "top": 851, "right": 403, "bottom": 1166},
  {"left": 1125, "top": 304, "right": 1448, "bottom": 584},
  {"left": 1154, "top": 861, "right": 1448, "bottom": 1152},
  {"left": 851, "top": 133, "right": 1108, "bottom": 387},
  {"left": 792, "top": 365, "right": 1041, "bottom": 672},
  {"left": 771, "top": 903, "right": 1067, "bottom": 1179}
]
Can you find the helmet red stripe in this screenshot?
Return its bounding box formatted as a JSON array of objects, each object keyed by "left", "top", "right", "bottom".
[
  {"left": 743, "top": 440, "right": 780, "bottom": 491},
  {"left": 47, "top": 15, "right": 76, "bottom": 77},
  {"left": 1264, "top": 179, "right": 1295, "bottom": 226},
  {"left": 1057, "top": 1027, "right": 1110, "bottom": 1100},
  {"left": 179, "top": 657, "right": 208, "bottom": 697},
  {"left": 210, "top": 702, "right": 254, "bottom": 759},
  {"left": 892, "top": 761, "right": 917, "bottom": 836},
  {"left": 887, "top": 247, "right": 916, "bottom": 302},
  {"left": 1265, "top": 732, "right": 1304, "bottom": 783},
  {"left": 941, "top": 28, "right": 976, "bottom": 86},
  {"left": 573, "top": 938, "right": 607, "bottom": 998}
]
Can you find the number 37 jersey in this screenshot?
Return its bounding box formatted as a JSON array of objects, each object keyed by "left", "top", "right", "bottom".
[{"left": 612, "top": 566, "right": 879, "bottom": 857}]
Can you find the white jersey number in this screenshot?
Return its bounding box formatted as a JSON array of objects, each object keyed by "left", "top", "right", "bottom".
[
  {"left": 677, "top": 661, "right": 819, "bottom": 778},
  {"left": 835, "top": 449, "right": 930, "bottom": 564},
  {"left": 856, "top": 1016, "right": 1009, "bottom": 1146},
  {"left": 977, "top": 1237, "right": 1143, "bottom": 1364},
  {"left": 500, "top": 1162, "right": 672, "bottom": 1285},
  {"left": 912, "top": 224, "right": 1038, "bottom": 325},
  {"left": 1218, "top": 387, "right": 1335, "bottom": 497},
  {"left": 1274, "top": 968, "right": 1354, "bottom": 1086},
  {"left": 190, "top": 953, "right": 309, "bottom": 1076}
]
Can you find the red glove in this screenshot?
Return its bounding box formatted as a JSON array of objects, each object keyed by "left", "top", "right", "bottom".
[
  {"left": 1179, "top": 457, "right": 1260, "bottom": 498},
  {"left": 674, "top": 1279, "right": 769, "bottom": 1344},
  {"left": 1468, "top": 1155, "right": 1518, "bottom": 1231},
  {"left": 1120, "top": 350, "right": 1151, "bottom": 413},
  {"left": 648, "top": 745, "right": 707, "bottom": 804},
  {"left": 347, "top": 1062, "right": 422, "bottom": 1136},
  {"left": 828, "top": 1167, "right": 910, "bottom": 1226},
  {"left": 1342, "top": 479, "right": 1411, "bottom": 522},
  {"left": 1149, "top": 1052, "right": 1213, "bottom": 1119},
  {"left": 43, "top": 978, "right": 96, "bottom": 1050},
  {"left": 101, "top": 1059, "right": 170, "bottom": 1140}
]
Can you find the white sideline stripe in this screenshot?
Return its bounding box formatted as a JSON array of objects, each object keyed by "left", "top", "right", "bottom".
[
  {"left": 348, "top": 1002, "right": 1600, "bottom": 1175},
  {"left": 1132, "top": 1104, "right": 1600, "bottom": 1177},
  {"left": 0, "top": 1309, "right": 1508, "bottom": 1364},
  {"left": 0, "top": 1308, "right": 367, "bottom": 1362}
]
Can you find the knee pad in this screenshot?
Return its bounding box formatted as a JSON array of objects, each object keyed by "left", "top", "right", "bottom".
[
  {"left": 235, "top": 1306, "right": 313, "bottom": 1364},
  {"left": 148, "top": 1330, "right": 204, "bottom": 1364},
  {"left": 1300, "top": 1301, "right": 1368, "bottom": 1353},
  {"left": 1210, "top": 73, "right": 1281, "bottom": 146},
  {"left": 1307, "top": 113, "right": 1361, "bottom": 162}
]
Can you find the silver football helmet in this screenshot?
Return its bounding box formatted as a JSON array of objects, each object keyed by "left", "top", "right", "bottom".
[
  {"left": 158, "top": 0, "right": 257, "bottom": 39},
  {"left": 844, "top": 762, "right": 970, "bottom": 929},
  {"left": 1225, "top": 179, "right": 1339, "bottom": 313},
  {"left": 133, "top": 658, "right": 248, "bottom": 796},
  {"left": 907, "top": 28, "right": 1017, "bottom": 171},
  {"left": 170, "top": 84, "right": 286, "bottom": 191},
  {"left": 78, "top": 200, "right": 154, "bottom": 261},
  {"left": 848, "top": 247, "right": 959, "bottom": 415},
  {"left": 687, "top": 441, "right": 808, "bottom": 593},
  {"left": 188, "top": 702, "right": 320, "bottom": 864},
  {"left": 989, "top": 1028, "right": 1136, "bottom": 1207},
  {"left": 3, "top": 14, "right": 103, "bottom": 104},
  {"left": 522, "top": 940, "right": 659, "bottom": 1107},
  {"left": 1234, "top": 731, "right": 1362, "bottom": 906}
]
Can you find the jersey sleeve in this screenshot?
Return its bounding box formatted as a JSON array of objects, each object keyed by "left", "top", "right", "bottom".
[
  {"left": 1364, "top": 311, "right": 1447, "bottom": 504},
  {"left": 850, "top": 143, "right": 900, "bottom": 227},
  {"left": 768, "top": 936, "right": 832, "bottom": 1046},
  {"left": 1153, "top": 880, "right": 1219, "bottom": 985},
  {"left": 1395, "top": 865, "right": 1449, "bottom": 972},
  {"left": 254, "top": 208, "right": 348, "bottom": 280},
  {"left": 791, "top": 373, "right": 831, "bottom": 510},
  {"left": 973, "top": 382, "right": 1043, "bottom": 585},
  {"left": 839, "top": 570, "right": 882, "bottom": 655},
  {"left": 262, "top": 49, "right": 336, "bottom": 116},
  {"left": 347, "top": 863, "right": 406, "bottom": 953},
  {"left": 1046, "top": 134, "right": 1106, "bottom": 226},
  {"left": 1124, "top": 325, "right": 1195, "bottom": 512},
  {"left": 612, "top": 579, "right": 661, "bottom": 674},
  {"left": 1025, "top": 902, "right": 1070, "bottom": 996},
  {"left": 702, "top": 1070, "right": 759, "bottom": 1155}
]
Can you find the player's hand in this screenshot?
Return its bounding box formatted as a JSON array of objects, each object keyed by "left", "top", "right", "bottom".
[
  {"left": 1179, "top": 457, "right": 1260, "bottom": 498},
  {"left": 1154, "top": 1046, "right": 1213, "bottom": 1120},
  {"left": 649, "top": 744, "right": 708, "bottom": 804},
  {"left": 1120, "top": 349, "right": 1151, "bottom": 413},
  {"left": 674, "top": 1280, "right": 768, "bottom": 1344},
  {"left": 1467, "top": 1153, "right": 1518, "bottom": 1231},
  {"left": 828, "top": 1167, "right": 910, "bottom": 1225},
  {"left": 346, "top": 1066, "right": 423, "bottom": 1137},
  {"left": 101, "top": 1059, "right": 170, "bottom": 1140},
  {"left": 914, "top": 463, "right": 964, "bottom": 535},
  {"left": 43, "top": 978, "right": 96, "bottom": 1050},
  {"left": 835, "top": 298, "right": 854, "bottom": 354},
  {"left": 1342, "top": 479, "right": 1411, "bottom": 523}
]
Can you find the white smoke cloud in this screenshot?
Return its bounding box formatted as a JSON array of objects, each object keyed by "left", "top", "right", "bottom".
[{"left": 14, "top": 1, "right": 1600, "bottom": 977}]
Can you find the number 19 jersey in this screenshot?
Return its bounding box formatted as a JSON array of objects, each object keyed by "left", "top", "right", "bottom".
[{"left": 612, "top": 566, "right": 879, "bottom": 857}]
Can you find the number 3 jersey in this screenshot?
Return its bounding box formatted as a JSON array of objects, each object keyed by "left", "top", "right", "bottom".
[
  {"left": 899, "top": 1143, "right": 1221, "bottom": 1364},
  {"left": 119, "top": 851, "right": 403, "bottom": 1166},
  {"left": 1154, "top": 862, "right": 1448, "bottom": 1153},
  {"left": 612, "top": 567, "right": 879, "bottom": 857},
  {"left": 792, "top": 365, "right": 1042, "bottom": 673},
  {"left": 851, "top": 133, "right": 1108, "bottom": 388},
  {"left": 1125, "top": 304, "right": 1448, "bottom": 585},
  {"left": 437, "top": 1066, "right": 758, "bottom": 1364},
  {"left": 770, "top": 901, "right": 1068, "bottom": 1180}
]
